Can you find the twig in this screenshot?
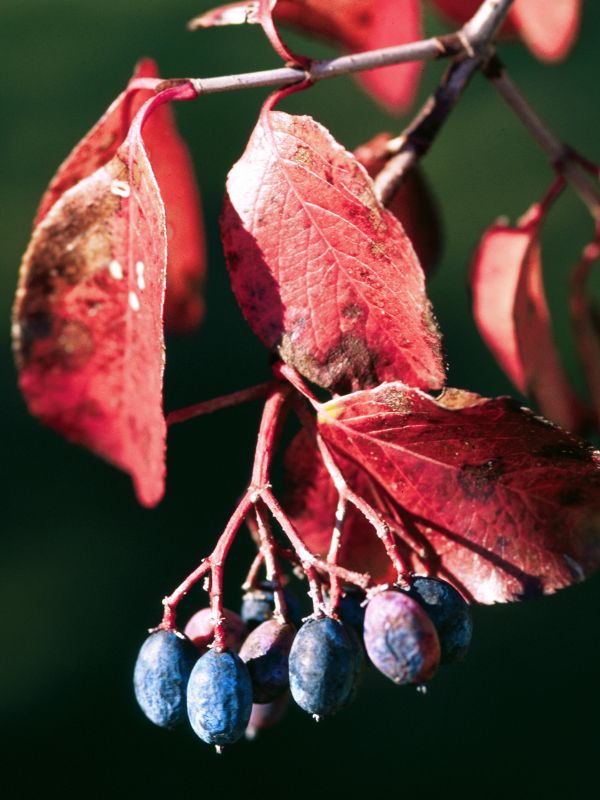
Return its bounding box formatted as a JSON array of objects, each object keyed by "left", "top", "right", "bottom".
[
  {"left": 171, "top": 0, "right": 515, "bottom": 99},
  {"left": 484, "top": 57, "right": 600, "bottom": 221},
  {"left": 373, "top": 55, "right": 484, "bottom": 205},
  {"left": 167, "top": 382, "right": 271, "bottom": 426}
]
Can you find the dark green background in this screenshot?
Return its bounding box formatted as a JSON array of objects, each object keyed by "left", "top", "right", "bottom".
[{"left": 2, "top": 2, "right": 600, "bottom": 797}]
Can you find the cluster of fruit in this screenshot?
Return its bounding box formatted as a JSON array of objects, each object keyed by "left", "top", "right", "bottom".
[{"left": 133, "top": 577, "right": 472, "bottom": 748}]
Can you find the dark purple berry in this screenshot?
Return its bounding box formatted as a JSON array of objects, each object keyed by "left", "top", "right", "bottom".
[
  {"left": 186, "top": 649, "right": 252, "bottom": 746},
  {"left": 246, "top": 691, "right": 290, "bottom": 740},
  {"left": 289, "top": 617, "right": 363, "bottom": 718},
  {"left": 133, "top": 629, "right": 197, "bottom": 729},
  {"left": 337, "top": 590, "right": 366, "bottom": 635},
  {"left": 364, "top": 589, "right": 440, "bottom": 685},
  {"left": 240, "top": 582, "right": 304, "bottom": 630},
  {"left": 239, "top": 619, "right": 296, "bottom": 703},
  {"left": 184, "top": 607, "right": 247, "bottom": 655},
  {"left": 408, "top": 577, "right": 473, "bottom": 664}
]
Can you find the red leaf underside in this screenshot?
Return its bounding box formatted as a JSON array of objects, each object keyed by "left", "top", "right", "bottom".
[
  {"left": 13, "top": 95, "right": 171, "bottom": 507},
  {"left": 354, "top": 132, "right": 442, "bottom": 276},
  {"left": 470, "top": 214, "right": 582, "bottom": 432},
  {"left": 316, "top": 383, "right": 600, "bottom": 603},
  {"left": 221, "top": 108, "right": 445, "bottom": 394}
]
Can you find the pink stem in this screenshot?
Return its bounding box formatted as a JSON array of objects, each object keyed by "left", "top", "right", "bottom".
[
  {"left": 254, "top": 503, "right": 288, "bottom": 621},
  {"left": 167, "top": 382, "right": 271, "bottom": 426},
  {"left": 261, "top": 488, "right": 370, "bottom": 590}
]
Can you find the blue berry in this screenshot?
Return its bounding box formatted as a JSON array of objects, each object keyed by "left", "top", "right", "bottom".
[
  {"left": 364, "top": 590, "right": 440, "bottom": 685},
  {"left": 241, "top": 583, "right": 303, "bottom": 630},
  {"left": 133, "top": 629, "right": 197, "bottom": 729},
  {"left": 187, "top": 649, "right": 253, "bottom": 746},
  {"left": 337, "top": 590, "right": 366, "bottom": 635},
  {"left": 408, "top": 577, "right": 473, "bottom": 664},
  {"left": 289, "top": 617, "right": 363, "bottom": 718},
  {"left": 239, "top": 620, "right": 296, "bottom": 703}
]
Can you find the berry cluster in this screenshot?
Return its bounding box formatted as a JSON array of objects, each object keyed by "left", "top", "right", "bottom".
[{"left": 134, "top": 576, "right": 472, "bottom": 749}]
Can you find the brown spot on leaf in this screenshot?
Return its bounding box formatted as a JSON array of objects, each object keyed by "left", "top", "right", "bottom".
[
  {"left": 290, "top": 146, "right": 313, "bottom": 168},
  {"left": 341, "top": 303, "right": 363, "bottom": 321},
  {"left": 458, "top": 459, "right": 505, "bottom": 500},
  {"left": 378, "top": 387, "right": 413, "bottom": 414},
  {"left": 55, "top": 319, "right": 94, "bottom": 370},
  {"left": 369, "top": 240, "right": 387, "bottom": 259},
  {"left": 534, "top": 443, "right": 593, "bottom": 462}
]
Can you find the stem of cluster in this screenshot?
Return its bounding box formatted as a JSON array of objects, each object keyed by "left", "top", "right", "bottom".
[{"left": 167, "top": 382, "right": 271, "bottom": 426}]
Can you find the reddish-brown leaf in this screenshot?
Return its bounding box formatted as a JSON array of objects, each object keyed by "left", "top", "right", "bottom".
[
  {"left": 470, "top": 202, "right": 583, "bottom": 432},
  {"left": 284, "top": 429, "right": 396, "bottom": 583},
  {"left": 193, "top": 0, "right": 423, "bottom": 112},
  {"left": 316, "top": 383, "right": 600, "bottom": 603},
  {"left": 432, "top": 0, "right": 580, "bottom": 62},
  {"left": 571, "top": 234, "right": 600, "bottom": 423},
  {"left": 35, "top": 60, "right": 206, "bottom": 333},
  {"left": 13, "top": 85, "right": 195, "bottom": 506},
  {"left": 221, "top": 105, "right": 445, "bottom": 394},
  {"left": 354, "top": 132, "right": 443, "bottom": 276}
]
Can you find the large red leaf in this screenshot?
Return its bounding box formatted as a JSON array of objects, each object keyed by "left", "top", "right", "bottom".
[
  {"left": 432, "top": 0, "right": 580, "bottom": 62},
  {"left": 470, "top": 201, "right": 583, "bottom": 433},
  {"left": 35, "top": 60, "right": 206, "bottom": 333},
  {"left": 284, "top": 429, "right": 396, "bottom": 582},
  {"left": 193, "top": 0, "right": 423, "bottom": 113},
  {"left": 13, "top": 84, "right": 196, "bottom": 506},
  {"left": 354, "top": 132, "right": 443, "bottom": 276},
  {"left": 221, "top": 103, "right": 445, "bottom": 394},
  {"left": 316, "top": 383, "right": 600, "bottom": 603}
]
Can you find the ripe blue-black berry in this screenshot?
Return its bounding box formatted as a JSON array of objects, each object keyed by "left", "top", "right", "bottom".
[
  {"left": 241, "top": 582, "right": 303, "bottom": 630},
  {"left": 407, "top": 577, "right": 473, "bottom": 664},
  {"left": 187, "top": 649, "right": 253, "bottom": 746},
  {"left": 239, "top": 619, "right": 296, "bottom": 703},
  {"left": 288, "top": 616, "right": 363, "bottom": 718},
  {"left": 364, "top": 589, "right": 440, "bottom": 685},
  {"left": 133, "top": 629, "right": 197, "bottom": 729},
  {"left": 337, "top": 589, "right": 366, "bottom": 635}
]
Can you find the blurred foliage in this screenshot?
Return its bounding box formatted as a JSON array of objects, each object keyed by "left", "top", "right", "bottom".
[{"left": 1, "top": 2, "right": 600, "bottom": 797}]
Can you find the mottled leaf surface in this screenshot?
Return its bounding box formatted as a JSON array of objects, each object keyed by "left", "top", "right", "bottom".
[
  {"left": 354, "top": 132, "right": 442, "bottom": 276},
  {"left": 194, "top": 0, "right": 423, "bottom": 112},
  {"left": 432, "top": 0, "right": 580, "bottom": 61},
  {"left": 12, "top": 89, "right": 196, "bottom": 506},
  {"left": 221, "top": 107, "right": 445, "bottom": 393},
  {"left": 35, "top": 60, "right": 205, "bottom": 333},
  {"left": 316, "top": 383, "right": 600, "bottom": 603},
  {"left": 470, "top": 207, "right": 582, "bottom": 432}
]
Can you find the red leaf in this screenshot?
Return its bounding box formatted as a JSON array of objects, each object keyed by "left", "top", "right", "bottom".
[
  {"left": 35, "top": 60, "right": 206, "bottom": 333},
  {"left": 571, "top": 234, "right": 600, "bottom": 421},
  {"left": 510, "top": 0, "right": 581, "bottom": 62},
  {"left": 470, "top": 198, "right": 584, "bottom": 433},
  {"left": 354, "top": 132, "right": 443, "bottom": 276},
  {"left": 316, "top": 383, "right": 600, "bottom": 603},
  {"left": 194, "top": 0, "right": 423, "bottom": 112},
  {"left": 221, "top": 104, "right": 445, "bottom": 394},
  {"left": 432, "top": 0, "right": 580, "bottom": 62},
  {"left": 283, "top": 429, "right": 396, "bottom": 583},
  {"left": 13, "top": 84, "right": 196, "bottom": 506}
]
